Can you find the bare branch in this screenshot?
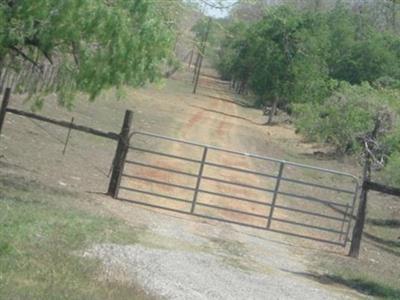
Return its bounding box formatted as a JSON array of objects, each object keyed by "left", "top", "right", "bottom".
[
  {"left": 9, "top": 46, "right": 43, "bottom": 73},
  {"left": 198, "top": 0, "right": 239, "bottom": 10},
  {"left": 71, "top": 42, "right": 80, "bottom": 66}
]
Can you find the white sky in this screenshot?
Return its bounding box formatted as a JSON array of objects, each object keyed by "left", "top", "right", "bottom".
[{"left": 198, "top": 0, "right": 237, "bottom": 18}]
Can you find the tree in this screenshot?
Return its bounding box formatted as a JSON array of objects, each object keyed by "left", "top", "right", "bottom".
[
  {"left": 225, "top": 6, "right": 330, "bottom": 123},
  {"left": 0, "top": 0, "right": 178, "bottom": 107},
  {"left": 294, "top": 82, "right": 399, "bottom": 154}
]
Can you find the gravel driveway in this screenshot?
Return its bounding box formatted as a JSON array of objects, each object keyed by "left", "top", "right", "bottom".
[{"left": 84, "top": 198, "right": 361, "bottom": 300}]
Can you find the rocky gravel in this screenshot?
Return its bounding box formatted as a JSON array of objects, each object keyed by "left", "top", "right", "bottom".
[{"left": 83, "top": 242, "right": 357, "bottom": 300}]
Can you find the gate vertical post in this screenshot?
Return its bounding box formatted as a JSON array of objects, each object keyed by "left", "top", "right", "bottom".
[
  {"left": 349, "top": 181, "right": 369, "bottom": 257},
  {"left": 343, "top": 182, "right": 359, "bottom": 247},
  {"left": 0, "top": 87, "right": 11, "bottom": 138},
  {"left": 339, "top": 203, "right": 349, "bottom": 244},
  {"left": 108, "top": 110, "right": 133, "bottom": 198},
  {"left": 267, "top": 162, "right": 285, "bottom": 229},
  {"left": 191, "top": 146, "right": 208, "bottom": 214},
  {"left": 349, "top": 118, "right": 380, "bottom": 258},
  {"left": 62, "top": 117, "right": 74, "bottom": 155}
]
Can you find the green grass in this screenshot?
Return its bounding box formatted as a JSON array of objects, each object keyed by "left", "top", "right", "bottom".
[
  {"left": 294, "top": 270, "right": 400, "bottom": 299},
  {"left": 0, "top": 173, "right": 153, "bottom": 300},
  {"left": 325, "top": 274, "right": 400, "bottom": 299},
  {"left": 314, "top": 192, "right": 400, "bottom": 299}
]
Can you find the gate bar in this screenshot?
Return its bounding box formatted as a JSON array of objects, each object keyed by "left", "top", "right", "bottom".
[
  {"left": 204, "top": 161, "right": 278, "bottom": 179},
  {"left": 199, "top": 189, "right": 271, "bottom": 206},
  {"left": 114, "top": 196, "right": 346, "bottom": 247},
  {"left": 191, "top": 147, "right": 208, "bottom": 213},
  {"left": 122, "top": 174, "right": 196, "bottom": 191},
  {"left": 339, "top": 203, "right": 350, "bottom": 242},
  {"left": 119, "top": 186, "right": 191, "bottom": 204},
  {"left": 130, "top": 131, "right": 358, "bottom": 181},
  {"left": 278, "top": 190, "right": 350, "bottom": 208},
  {"left": 202, "top": 175, "right": 275, "bottom": 193},
  {"left": 343, "top": 182, "right": 360, "bottom": 246},
  {"left": 196, "top": 202, "right": 268, "bottom": 219},
  {"left": 129, "top": 146, "right": 201, "bottom": 163},
  {"left": 272, "top": 217, "right": 344, "bottom": 234},
  {"left": 267, "top": 162, "right": 285, "bottom": 229},
  {"left": 281, "top": 177, "right": 355, "bottom": 194},
  {"left": 274, "top": 204, "right": 349, "bottom": 222},
  {"left": 125, "top": 160, "right": 198, "bottom": 177}
]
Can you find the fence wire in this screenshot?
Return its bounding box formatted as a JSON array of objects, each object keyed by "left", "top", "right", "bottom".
[{"left": 25, "top": 116, "right": 110, "bottom": 177}]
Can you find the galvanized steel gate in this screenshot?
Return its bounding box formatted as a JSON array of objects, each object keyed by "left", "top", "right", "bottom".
[{"left": 115, "top": 131, "right": 359, "bottom": 247}]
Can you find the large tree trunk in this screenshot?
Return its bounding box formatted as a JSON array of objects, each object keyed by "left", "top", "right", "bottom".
[{"left": 267, "top": 96, "right": 278, "bottom": 125}]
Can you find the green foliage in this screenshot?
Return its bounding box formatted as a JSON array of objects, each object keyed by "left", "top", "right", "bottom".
[
  {"left": 216, "top": 22, "right": 249, "bottom": 81},
  {"left": 216, "top": 4, "right": 400, "bottom": 104},
  {"left": 295, "top": 83, "right": 372, "bottom": 153},
  {"left": 0, "top": 174, "right": 150, "bottom": 299},
  {"left": 0, "top": 0, "right": 177, "bottom": 105},
  {"left": 383, "top": 151, "right": 400, "bottom": 186},
  {"left": 294, "top": 83, "right": 399, "bottom": 153},
  {"left": 216, "top": 7, "right": 334, "bottom": 106},
  {"left": 324, "top": 6, "right": 400, "bottom": 84},
  {"left": 215, "top": 3, "right": 400, "bottom": 184}
]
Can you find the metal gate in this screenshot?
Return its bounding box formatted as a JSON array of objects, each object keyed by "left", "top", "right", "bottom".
[{"left": 115, "top": 131, "right": 359, "bottom": 247}]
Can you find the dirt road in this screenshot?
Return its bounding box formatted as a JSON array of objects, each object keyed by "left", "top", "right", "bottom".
[{"left": 89, "top": 71, "right": 362, "bottom": 299}]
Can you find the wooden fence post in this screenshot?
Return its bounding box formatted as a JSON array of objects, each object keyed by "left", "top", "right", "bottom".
[
  {"left": 349, "top": 118, "right": 380, "bottom": 258},
  {"left": 188, "top": 49, "right": 194, "bottom": 71},
  {"left": 192, "top": 17, "right": 212, "bottom": 94},
  {"left": 348, "top": 181, "right": 369, "bottom": 257},
  {"left": 192, "top": 55, "right": 204, "bottom": 94},
  {"left": 62, "top": 117, "right": 74, "bottom": 155},
  {"left": 0, "top": 87, "right": 11, "bottom": 137},
  {"left": 107, "top": 110, "right": 133, "bottom": 198}
]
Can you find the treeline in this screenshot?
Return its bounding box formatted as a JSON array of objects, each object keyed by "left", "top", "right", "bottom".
[{"left": 215, "top": 3, "right": 400, "bottom": 185}]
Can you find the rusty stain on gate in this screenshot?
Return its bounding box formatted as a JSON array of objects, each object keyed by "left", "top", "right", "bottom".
[{"left": 115, "top": 131, "right": 359, "bottom": 247}]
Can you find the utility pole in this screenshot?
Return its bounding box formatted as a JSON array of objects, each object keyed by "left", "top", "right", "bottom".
[{"left": 193, "top": 17, "right": 212, "bottom": 94}]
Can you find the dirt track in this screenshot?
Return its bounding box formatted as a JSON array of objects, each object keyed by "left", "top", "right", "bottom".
[{"left": 91, "top": 70, "right": 363, "bottom": 299}]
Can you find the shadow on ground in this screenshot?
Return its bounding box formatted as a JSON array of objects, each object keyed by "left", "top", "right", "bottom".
[
  {"left": 363, "top": 232, "right": 400, "bottom": 257},
  {"left": 0, "top": 171, "right": 77, "bottom": 198},
  {"left": 189, "top": 104, "right": 264, "bottom": 126},
  {"left": 366, "top": 218, "right": 400, "bottom": 228},
  {"left": 283, "top": 270, "right": 400, "bottom": 299}
]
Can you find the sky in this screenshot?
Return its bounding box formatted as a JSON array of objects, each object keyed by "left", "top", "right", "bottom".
[{"left": 198, "top": 0, "right": 237, "bottom": 18}]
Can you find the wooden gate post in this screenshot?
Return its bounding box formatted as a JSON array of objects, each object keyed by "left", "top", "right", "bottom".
[
  {"left": 108, "top": 110, "right": 133, "bottom": 198},
  {"left": 0, "top": 87, "right": 11, "bottom": 137},
  {"left": 349, "top": 180, "right": 369, "bottom": 257},
  {"left": 349, "top": 118, "right": 380, "bottom": 258}
]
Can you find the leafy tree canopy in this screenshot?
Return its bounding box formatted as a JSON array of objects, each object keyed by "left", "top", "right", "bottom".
[
  {"left": 0, "top": 0, "right": 178, "bottom": 105},
  {"left": 212, "top": 1, "right": 400, "bottom": 184}
]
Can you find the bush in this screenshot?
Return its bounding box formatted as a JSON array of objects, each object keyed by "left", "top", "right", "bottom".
[
  {"left": 382, "top": 151, "right": 400, "bottom": 186},
  {"left": 294, "top": 82, "right": 389, "bottom": 154}
]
